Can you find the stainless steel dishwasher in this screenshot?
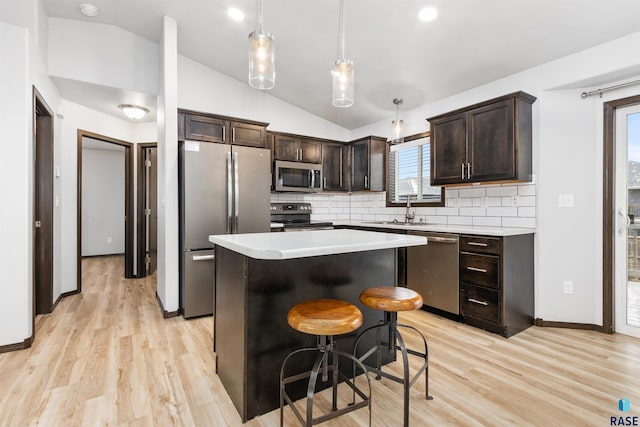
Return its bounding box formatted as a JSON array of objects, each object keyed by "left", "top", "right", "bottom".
[{"left": 407, "top": 231, "right": 460, "bottom": 314}]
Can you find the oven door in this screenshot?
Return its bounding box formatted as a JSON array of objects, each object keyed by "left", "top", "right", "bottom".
[{"left": 274, "top": 160, "right": 322, "bottom": 192}]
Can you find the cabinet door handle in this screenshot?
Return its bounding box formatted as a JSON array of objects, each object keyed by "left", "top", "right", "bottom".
[
  {"left": 461, "top": 163, "right": 465, "bottom": 180},
  {"left": 339, "top": 156, "right": 343, "bottom": 187},
  {"left": 467, "top": 266, "right": 487, "bottom": 273},
  {"left": 467, "top": 162, "right": 471, "bottom": 179},
  {"left": 364, "top": 175, "right": 369, "bottom": 189},
  {"left": 222, "top": 126, "right": 226, "bottom": 142},
  {"left": 468, "top": 242, "right": 488, "bottom": 247},
  {"left": 232, "top": 127, "right": 236, "bottom": 143},
  {"left": 299, "top": 148, "right": 303, "bottom": 161},
  {"left": 323, "top": 176, "right": 327, "bottom": 189},
  {"left": 468, "top": 298, "right": 488, "bottom": 306}
]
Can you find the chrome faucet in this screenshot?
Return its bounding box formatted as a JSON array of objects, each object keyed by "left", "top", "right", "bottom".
[{"left": 405, "top": 197, "right": 415, "bottom": 224}]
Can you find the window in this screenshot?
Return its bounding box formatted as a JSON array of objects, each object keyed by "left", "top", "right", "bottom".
[{"left": 386, "top": 132, "right": 445, "bottom": 207}]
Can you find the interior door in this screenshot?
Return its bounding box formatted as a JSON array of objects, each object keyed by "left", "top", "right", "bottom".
[
  {"left": 615, "top": 103, "right": 640, "bottom": 338},
  {"left": 147, "top": 147, "right": 158, "bottom": 275}
]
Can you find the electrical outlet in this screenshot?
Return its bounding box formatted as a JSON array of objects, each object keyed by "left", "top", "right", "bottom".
[
  {"left": 563, "top": 281, "right": 574, "bottom": 295},
  {"left": 558, "top": 194, "right": 575, "bottom": 208},
  {"left": 107, "top": 237, "right": 113, "bottom": 243},
  {"left": 510, "top": 196, "right": 518, "bottom": 208}
]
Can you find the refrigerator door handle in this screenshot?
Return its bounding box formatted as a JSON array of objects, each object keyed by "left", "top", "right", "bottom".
[
  {"left": 233, "top": 151, "right": 240, "bottom": 233},
  {"left": 226, "top": 151, "right": 233, "bottom": 233}
]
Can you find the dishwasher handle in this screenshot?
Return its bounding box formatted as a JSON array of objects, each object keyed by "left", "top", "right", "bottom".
[{"left": 427, "top": 236, "right": 458, "bottom": 244}]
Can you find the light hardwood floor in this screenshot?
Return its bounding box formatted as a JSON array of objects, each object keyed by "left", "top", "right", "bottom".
[{"left": 1, "top": 255, "right": 640, "bottom": 426}]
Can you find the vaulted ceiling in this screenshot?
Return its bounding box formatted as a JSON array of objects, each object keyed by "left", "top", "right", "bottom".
[{"left": 43, "top": 0, "right": 640, "bottom": 129}]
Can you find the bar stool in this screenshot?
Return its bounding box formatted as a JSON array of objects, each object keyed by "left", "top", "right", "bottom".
[
  {"left": 280, "top": 299, "right": 372, "bottom": 426},
  {"left": 353, "top": 286, "right": 432, "bottom": 427}
]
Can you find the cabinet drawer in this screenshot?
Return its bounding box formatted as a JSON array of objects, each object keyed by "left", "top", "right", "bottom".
[
  {"left": 460, "top": 235, "right": 501, "bottom": 255},
  {"left": 460, "top": 253, "right": 499, "bottom": 289},
  {"left": 460, "top": 284, "right": 500, "bottom": 323}
]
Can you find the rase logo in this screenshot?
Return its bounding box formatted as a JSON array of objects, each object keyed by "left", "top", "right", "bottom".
[{"left": 611, "top": 398, "right": 638, "bottom": 426}]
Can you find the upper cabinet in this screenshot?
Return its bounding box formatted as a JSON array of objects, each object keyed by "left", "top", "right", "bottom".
[
  {"left": 428, "top": 91, "right": 536, "bottom": 186},
  {"left": 322, "top": 141, "right": 348, "bottom": 192},
  {"left": 178, "top": 110, "right": 269, "bottom": 148},
  {"left": 350, "top": 136, "right": 386, "bottom": 192},
  {"left": 272, "top": 133, "right": 323, "bottom": 164}
]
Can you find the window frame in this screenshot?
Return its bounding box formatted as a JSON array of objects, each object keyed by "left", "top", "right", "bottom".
[{"left": 385, "top": 131, "right": 445, "bottom": 207}]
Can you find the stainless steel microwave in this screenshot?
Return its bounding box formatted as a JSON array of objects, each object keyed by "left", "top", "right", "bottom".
[{"left": 274, "top": 160, "right": 322, "bottom": 192}]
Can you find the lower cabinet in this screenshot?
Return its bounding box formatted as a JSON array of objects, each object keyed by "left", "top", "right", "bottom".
[{"left": 459, "top": 234, "right": 534, "bottom": 338}]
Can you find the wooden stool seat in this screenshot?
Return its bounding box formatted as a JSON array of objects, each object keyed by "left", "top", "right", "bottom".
[
  {"left": 359, "top": 286, "right": 423, "bottom": 312},
  {"left": 288, "top": 299, "right": 363, "bottom": 336}
]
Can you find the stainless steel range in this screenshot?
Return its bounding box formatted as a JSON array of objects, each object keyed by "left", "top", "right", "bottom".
[{"left": 270, "top": 203, "right": 334, "bottom": 231}]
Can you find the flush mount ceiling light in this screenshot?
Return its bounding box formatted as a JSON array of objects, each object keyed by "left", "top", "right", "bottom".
[
  {"left": 118, "top": 104, "right": 149, "bottom": 120},
  {"left": 79, "top": 3, "right": 98, "bottom": 17},
  {"left": 418, "top": 6, "right": 438, "bottom": 22},
  {"left": 331, "top": 0, "right": 354, "bottom": 107},
  {"left": 389, "top": 98, "right": 405, "bottom": 144},
  {"left": 227, "top": 7, "right": 244, "bottom": 22},
  {"left": 248, "top": 0, "right": 275, "bottom": 90}
]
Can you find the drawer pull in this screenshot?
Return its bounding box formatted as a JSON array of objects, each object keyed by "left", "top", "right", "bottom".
[
  {"left": 468, "top": 242, "right": 488, "bottom": 247},
  {"left": 468, "top": 298, "right": 488, "bottom": 306},
  {"left": 467, "top": 266, "right": 487, "bottom": 273}
]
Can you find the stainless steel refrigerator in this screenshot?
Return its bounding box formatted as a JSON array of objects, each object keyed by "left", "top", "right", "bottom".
[{"left": 179, "top": 140, "right": 271, "bottom": 318}]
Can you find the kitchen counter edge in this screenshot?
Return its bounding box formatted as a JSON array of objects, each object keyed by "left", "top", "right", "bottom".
[{"left": 334, "top": 221, "right": 535, "bottom": 236}]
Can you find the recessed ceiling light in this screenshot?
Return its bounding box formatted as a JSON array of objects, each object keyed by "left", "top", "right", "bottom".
[
  {"left": 227, "top": 7, "right": 245, "bottom": 21},
  {"left": 79, "top": 3, "right": 98, "bottom": 17},
  {"left": 418, "top": 6, "right": 438, "bottom": 22}
]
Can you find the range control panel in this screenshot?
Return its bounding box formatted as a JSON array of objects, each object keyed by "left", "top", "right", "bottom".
[{"left": 270, "top": 203, "right": 313, "bottom": 215}]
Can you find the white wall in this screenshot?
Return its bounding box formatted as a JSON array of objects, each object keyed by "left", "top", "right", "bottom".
[
  {"left": 178, "top": 55, "right": 351, "bottom": 141},
  {"left": 48, "top": 18, "right": 159, "bottom": 96},
  {"left": 81, "top": 144, "right": 126, "bottom": 256}
]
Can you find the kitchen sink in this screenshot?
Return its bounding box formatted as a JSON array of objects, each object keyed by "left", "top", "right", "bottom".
[{"left": 365, "top": 220, "right": 426, "bottom": 226}]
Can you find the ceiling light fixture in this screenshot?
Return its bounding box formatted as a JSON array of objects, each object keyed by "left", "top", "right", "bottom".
[
  {"left": 248, "top": 0, "right": 275, "bottom": 90},
  {"left": 331, "top": 0, "right": 354, "bottom": 107},
  {"left": 418, "top": 6, "right": 438, "bottom": 22},
  {"left": 118, "top": 104, "right": 149, "bottom": 120},
  {"left": 79, "top": 3, "right": 98, "bottom": 17},
  {"left": 389, "top": 98, "right": 405, "bottom": 144},
  {"left": 227, "top": 7, "right": 244, "bottom": 22}
]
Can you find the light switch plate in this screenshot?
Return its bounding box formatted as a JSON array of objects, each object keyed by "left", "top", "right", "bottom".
[{"left": 558, "top": 194, "right": 574, "bottom": 208}]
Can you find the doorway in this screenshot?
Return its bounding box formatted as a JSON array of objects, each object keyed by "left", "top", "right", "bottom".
[
  {"left": 614, "top": 104, "right": 640, "bottom": 338},
  {"left": 33, "top": 87, "right": 54, "bottom": 316},
  {"left": 137, "top": 143, "right": 158, "bottom": 278},
  {"left": 77, "top": 130, "right": 134, "bottom": 291}
]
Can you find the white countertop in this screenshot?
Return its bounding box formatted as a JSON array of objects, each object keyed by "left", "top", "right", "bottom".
[
  {"left": 209, "top": 229, "right": 427, "bottom": 260},
  {"left": 333, "top": 221, "right": 535, "bottom": 236}
]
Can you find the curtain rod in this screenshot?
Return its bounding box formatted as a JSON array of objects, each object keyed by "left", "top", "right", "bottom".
[{"left": 581, "top": 79, "right": 640, "bottom": 99}]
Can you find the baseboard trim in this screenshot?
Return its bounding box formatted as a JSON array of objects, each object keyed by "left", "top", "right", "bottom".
[
  {"left": 51, "top": 290, "right": 80, "bottom": 311},
  {"left": 156, "top": 292, "right": 180, "bottom": 318},
  {"left": 534, "top": 318, "right": 604, "bottom": 332},
  {"left": 0, "top": 334, "right": 34, "bottom": 354}
]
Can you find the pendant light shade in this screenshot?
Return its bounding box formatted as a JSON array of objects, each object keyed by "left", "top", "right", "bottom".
[
  {"left": 248, "top": 0, "right": 275, "bottom": 90},
  {"left": 389, "top": 98, "right": 405, "bottom": 144},
  {"left": 332, "top": 0, "right": 353, "bottom": 107}
]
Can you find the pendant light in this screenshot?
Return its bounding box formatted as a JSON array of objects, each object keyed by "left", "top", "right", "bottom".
[
  {"left": 248, "top": 0, "right": 275, "bottom": 90},
  {"left": 389, "top": 98, "right": 404, "bottom": 144},
  {"left": 331, "top": 0, "right": 354, "bottom": 107}
]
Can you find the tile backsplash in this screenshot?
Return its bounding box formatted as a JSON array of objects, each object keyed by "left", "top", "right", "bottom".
[{"left": 271, "top": 182, "right": 536, "bottom": 228}]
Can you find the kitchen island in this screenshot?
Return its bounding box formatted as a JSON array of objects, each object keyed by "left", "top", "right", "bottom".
[{"left": 209, "top": 229, "right": 427, "bottom": 422}]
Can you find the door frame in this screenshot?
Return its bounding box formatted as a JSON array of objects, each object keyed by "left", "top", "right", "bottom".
[
  {"left": 77, "top": 130, "right": 135, "bottom": 291},
  {"left": 603, "top": 94, "right": 640, "bottom": 334},
  {"left": 136, "top": 142, "right": 157, "bottom": 278},
  {"left": 33, "top": 86, "right": 54, "bottom": 320}
]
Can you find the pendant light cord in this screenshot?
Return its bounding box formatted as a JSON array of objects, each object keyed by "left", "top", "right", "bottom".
[
  {"left": 257, "top": 0, "right": 264, "bottom": 32},
  {"left": 337, "top": 0, "right": 346, "bottom": 60}
]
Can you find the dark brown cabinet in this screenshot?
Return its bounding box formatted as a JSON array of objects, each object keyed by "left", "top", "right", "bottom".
[
  {"left": 350, "top": 136, "right": 386, "bottom": 191},
  {"left": 428, "top": 91, "right": 536, "bottom": 186},
  {"left": 459, "top": 233, "right": 534, "bottom": 337},
  {"left": 272, "top": 133, "right": 322, "bottom": 163},
  {"left": 322, "top": 141, "right": 348, "bottom": 191},
  {"left": 178, "top": 110, "right": 268, "bottom": 148}
]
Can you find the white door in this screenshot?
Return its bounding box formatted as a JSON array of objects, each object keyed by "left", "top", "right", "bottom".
[{"left": 615, "top": 104, "right": 640, "bottom": 338}]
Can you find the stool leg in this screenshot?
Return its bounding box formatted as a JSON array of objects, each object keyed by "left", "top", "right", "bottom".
[
  {"left": 332, "top": 347, "right": 339, "bottom": 411},
  {"left": 393, "top": 324, "right": 411, "bottom": 427},
  {"left": 375, "top": 322, "right": 382, "bottom": 380},
  {"left": 306, "top": 351, "right": 327, "bottom": 427},
  {"left": 397, "top": 323, "right": 433, "bottom": 401}
]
